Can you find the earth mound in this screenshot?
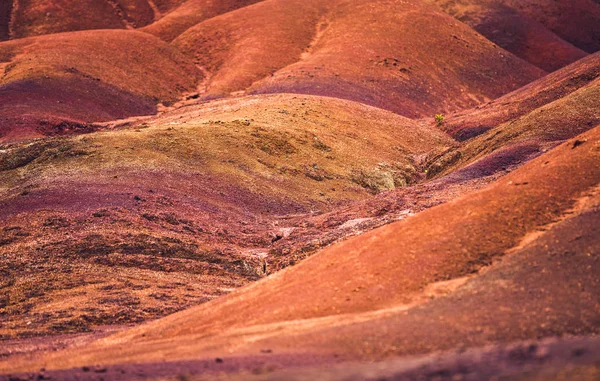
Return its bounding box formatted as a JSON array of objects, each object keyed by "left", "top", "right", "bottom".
[
  {"left": 0, "top": 1, "right": 599, "bottom": 379},
  {"left": 173, "top": 0, "right": 544, "bottom": 118},
  {"left": 0, "top": 94, "right": 453, "bottom": 340},
  {"left": 0, "top": 29, "right": 201, "bottom": 142}
]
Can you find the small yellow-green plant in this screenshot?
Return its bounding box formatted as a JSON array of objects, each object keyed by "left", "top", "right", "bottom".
[{"left": 435, "top": 114, "right": 445, "bottom": 126}]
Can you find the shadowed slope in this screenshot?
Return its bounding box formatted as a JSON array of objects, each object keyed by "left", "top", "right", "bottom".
[
  {"left": 4, "top": 0, "right": 189, "bottom": 40},
  {"left": 0, "top": 1, "right": 11, "bottom": 41},
  {"left": 429, "top": 0, "right": 600, "bottom": 57},
  {"left": 173, "top": 0, "right": 544, "bottom": 118},
  {"left": 16, "top": 124, "right": 599, "bottom": 372},
  {"left": 140, "top": 0, "right": 264, "bottom": 42},
  {"left": 440, "top": 52, "right": 600, "bottom": 141},
  {"left": 428, "top": 78, "right": 600, "bottom": 180},
  {"left": 1, "top": 0, "right": 256, "bottom": 42},
  {"left": 501, "top": 0, "right": 600, "bottom": 54},
  {"left": 425, "top": 0, "right": 589, "bottom": 71},
  {"left": 0, "top": 94, "right": 453, "bottom": 340},
  {"left": 0, "top": 29, "right": 201, "bottom": 141}
]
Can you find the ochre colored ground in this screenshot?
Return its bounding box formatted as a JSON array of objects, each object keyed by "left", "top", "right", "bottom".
[{"left": 1, "top": 1, "right": 599, "bottom": 379}]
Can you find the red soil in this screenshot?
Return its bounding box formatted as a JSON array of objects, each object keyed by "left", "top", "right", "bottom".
[
  {"left": 0, "top": 1, "right": 11, "bottom": 41},
  {"left": 140, "top": 0, "right": 264, "bottom": 42},
  {"left": 11, "top": 125, "right": 596, "bottom": 373},
  {"left": 0, "top": 29, "right": 201, "bottom": 142},
  {"left": 0, "top": 1, "right": 599, "bottom": 379},
  {"left": 173, "top": 0, "right": 544, "bottom": 118},
  {"left": 441, "top": 52, "right": 600, "bottom": 141},
  {"left": 2, "top": 0, "right": 189, "bottom": 40},
  {"left": 426, "top": 0, "right": 591, "bottom": 72},
  {"left": 0, "top": 94, "right": 454, "bottom": 340},
  {"left": 429, "top": 80, "right": 600, "bottom": 179},
  {"left": 429, "top": 0, "right": 600, "bottom": 55},
  {"left": 247, "top": 0, "right": 545, "bottom": 118}
]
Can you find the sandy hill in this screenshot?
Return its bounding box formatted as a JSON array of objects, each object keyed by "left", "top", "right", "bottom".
[
  {"left": 428, "top": 1, "right": 600, "bottom": 52},
  {"left": 0, "top": 0, "right": 261, "bottom": 42},
  {"left": 140, "top": 0, "right": 263, "bottom": 42},
  {"left": 425, "top": 0, "right": 600, "bottom": 72},
  {"left": 1, "top": 0, "right": 549, "bottom": 142},
  {"left": 264, "top": 58, "right": 599, "bottom": 270},
  {"left": 173, "top": 0, "right": 544, "bottom": 118},
  {"left": 0, "top": 0, "right": 190, "bottom": 41},
  {"left": 440, "top": 52, "right": 600, "bottom": 141},
  {"left": 7, "top": 123, "right": 598, "bottom": 375},
  {"left": 0, "top": 1, "right": 599, "bottom": 380},
  {"left": 0, "top": 29, "right": 201, "bottom": 142},
  {"left": 0, "top": 93, "right": 453, "bottom": 340},
  {"left": 427, "top": 69, "right": 600, "bottom": 180}
]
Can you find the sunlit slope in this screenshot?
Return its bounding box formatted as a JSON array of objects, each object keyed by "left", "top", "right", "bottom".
[
  {"left": 19, "top": 125, "right": 599, "bottom": 371},
  {"left": 0, "top": 94, "right": 453, "bottom": 339},
  {"left": 173, "top": 0, "right": 544, "bottom": 118},
  {"left": 140, "top": 0, "right": 264, "bottom": 42}
]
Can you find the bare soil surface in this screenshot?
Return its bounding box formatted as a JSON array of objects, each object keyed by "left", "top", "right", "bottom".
[{"left": 1, "top": 1, "right": 599, "bottom": 379}]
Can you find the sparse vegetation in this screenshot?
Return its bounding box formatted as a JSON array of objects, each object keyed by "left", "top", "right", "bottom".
[
  {"left": 435, "top": 113, "right": 445, "bottom": 127},
  {"left": 351, "top": 162, "right": 416, "bottom": 194}
]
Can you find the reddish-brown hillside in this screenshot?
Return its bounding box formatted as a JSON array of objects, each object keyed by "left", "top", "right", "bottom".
[
  {"left": 440, "top": 52, "right": 600, "bottom": 141},
  {"left": 429, "top": 0, "right": 600, "bottom": 57},
  {"left": 1, "top": 1, "right": 599, "bottom": 379},
  {"left": 427, "top": 77, "right": 600, "bottom": 181},
  {"left": 0, "top": 29, "right": 201, "bottom": 142},
  {"left": 0, "top": 1, "right": 11, "bottom": 41},
  {"left": 1, "top": 0, "right": 189, "bottom": 41},
  {"left": 0, "top": 0, "right": 260, "bottom": 42},
  {"left": 425, "top": 0, "right": 592, "bottom": 72},
  {"left": 173, "top": 0, "right": 545, "bottom": 118},
  {"left": 140, "top": 0, "right": 264, "bottom": 42},
  {"left": 0, "top": 94, "right": 453, "bottom": 340},
  {"left": 8, "top": 125, "right": 598, "bottom": 373},
  {"left": 172, "top": 0, "right": 328, "bottom": 96},
  {"left": 269, "top": 59, "right": 599, "bottom": 269}
]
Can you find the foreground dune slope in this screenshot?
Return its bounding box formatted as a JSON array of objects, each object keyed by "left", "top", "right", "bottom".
[
  {"left": 173, "top": 0, "right": 544, "bottom": 118},
  {"left": 0, "top": 94, "right": 453, "bottom": 340},
  {"left": 194, "top": 199, "right": 600, "bottom": 381},
  {"left": 14, "top": 124, "right": 598, "bottom": 372}
]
